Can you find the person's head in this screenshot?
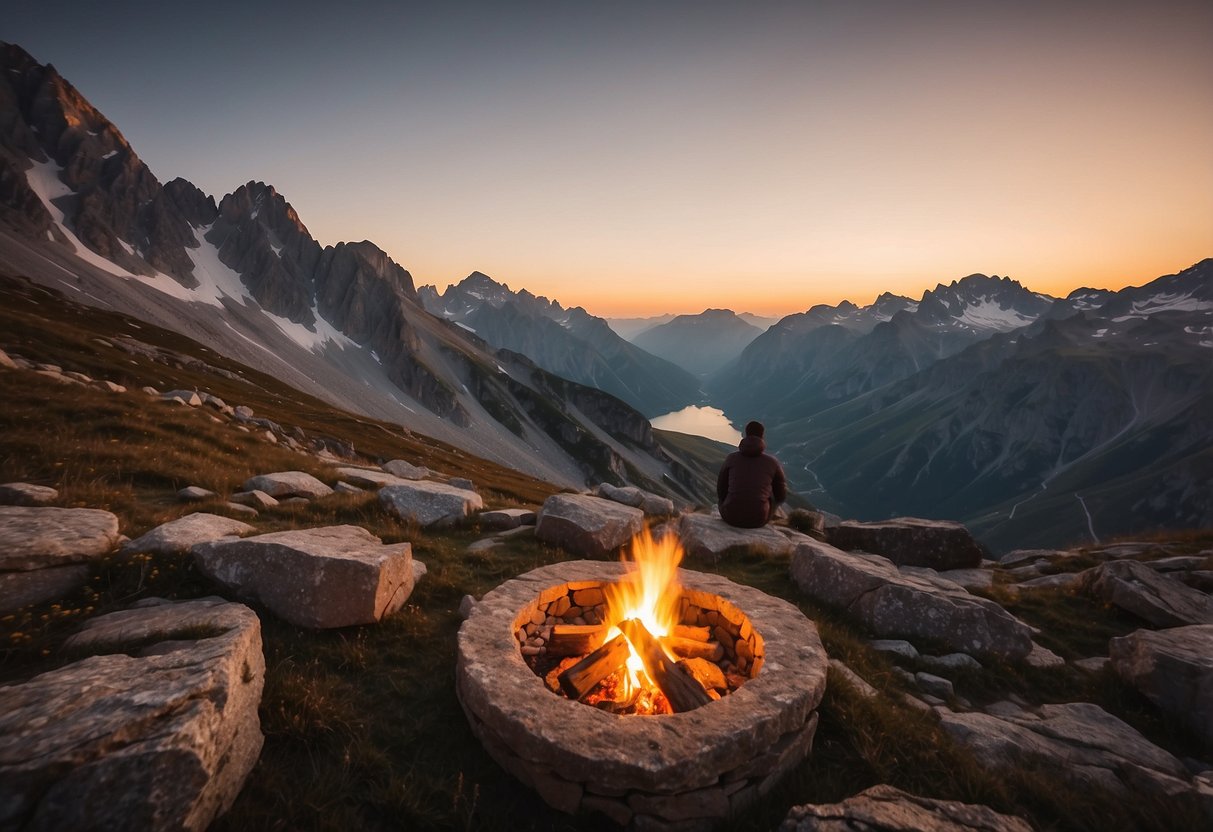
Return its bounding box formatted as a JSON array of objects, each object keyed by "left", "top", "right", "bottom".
[{"left": 744, "top": 420, "right": 765, "bottom": 438}]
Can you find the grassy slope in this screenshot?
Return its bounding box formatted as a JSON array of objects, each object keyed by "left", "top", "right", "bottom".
[{"left": 0, "top": 274, "right": 1207, "bottom": 831}]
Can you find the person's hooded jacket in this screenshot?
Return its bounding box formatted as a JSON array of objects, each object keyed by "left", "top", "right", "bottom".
[{"left": 717, "top": 435, "right": 787, "bottom": 528}]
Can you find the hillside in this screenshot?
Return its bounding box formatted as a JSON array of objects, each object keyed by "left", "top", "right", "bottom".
[{"left": 0, "top": 42, "right": 715, "bottom": 502}]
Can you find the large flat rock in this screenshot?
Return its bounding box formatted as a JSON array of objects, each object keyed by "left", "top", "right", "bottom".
[
  {"left": 1110, "top": 625, "right": 1213, "bottom": 751},
  {"left": 790, "top": 538, "right": 1034, "bottom": 659},
  {"left": 193, "top": 525, "right": 414, "bottom": 628},
  {"left": 779, "top": 784, "right": 1033, "bottom": 832},
  {"left": 827, "top": 517, "right": 985, "bottom": 570},
  {"left": 332, "top": 466, "right": 410, "bottom": 489},
  {"left": 0, "top": 506, "right": 121, "bottom": 571},
  {"left": 0, "top": 597, "right": 264, "bottom": 831},
  {"left": 379, "top": 481, "right": 484, "bottom": 528},
  {"left": 592, "top": 483, "right": 675, "bottom": 517},
  {"left": 122, "top": 513, "right": 255, "bottom": 556},
  {"left": 939, "top": 701, "right": 1199, "bottom": 803},
  {"left": 1081, "top": 559, "right": 1213, "bottom": 627},
  {"left": 0, "top": 483, "right": 58, "bottom": 506},
  {"left": 534, "top": 494, "right": 644, "bottom": 558},
  {"left": 240, "top": 471, "right": 333, "bottom": 499},
  {"left": 678, "top": 513, "right": 793, "bottom": 561}
]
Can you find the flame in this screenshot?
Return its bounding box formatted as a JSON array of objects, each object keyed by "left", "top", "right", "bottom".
[{"left": 603, "top": 527, "right": 684, "bottom": 702}]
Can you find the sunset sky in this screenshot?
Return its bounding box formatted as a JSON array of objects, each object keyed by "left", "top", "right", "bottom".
[{"left": 7, "top": 1, "right": 1212, "bottom": 316}]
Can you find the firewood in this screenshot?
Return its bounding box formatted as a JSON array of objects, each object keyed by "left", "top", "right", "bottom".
[
  {"left": 547, "top": 624, "right": 607, "bottom": 657},
  {"left": 558, "top": 634, "right": 630, "bottom": 701},
  {"left": 664, "top": 636, "right": 725, "bottom": 662},
  {"left": 672, "top": 624, "right": 711, "bottom": 642},
  {"left": 617, "top": 618, "right": 713, "bottom": 713}
]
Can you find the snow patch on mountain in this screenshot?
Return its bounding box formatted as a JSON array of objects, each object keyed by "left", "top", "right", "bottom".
[{"left": 951, "top": 299, "right": 1039, "bottom": 331}]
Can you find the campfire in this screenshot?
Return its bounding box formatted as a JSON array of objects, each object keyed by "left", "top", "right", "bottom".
[
  {"left": 455, "top": 539, "right": 827, "bottom": 827},
  {"left": 520, "top": 529, "right": 758, "bottom": 714}
]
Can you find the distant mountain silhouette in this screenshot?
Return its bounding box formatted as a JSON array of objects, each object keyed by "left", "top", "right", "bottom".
[{"left": 632, "top": 309, "right": 765, "bottom": 376}]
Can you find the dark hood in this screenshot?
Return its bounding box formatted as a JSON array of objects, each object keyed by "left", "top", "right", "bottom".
[{"left": 738, "top": 435, "right": 766, "bottom": 457}]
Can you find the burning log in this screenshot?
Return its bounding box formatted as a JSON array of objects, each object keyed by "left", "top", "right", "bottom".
[
  {"left": 558, "top": 634, "right": 630, "bottom": 701},
  {"left": 617, "top": 618, "right": 713, "bottom": 713},
  {"left": 664, "top": 636, "right": 725, "bottom": 662},
  {"left": 672, "top": 624, "right": 712, "bottom": 642},
  {"left": 547, "top": 624, "right": 607, "bottom": 657}
]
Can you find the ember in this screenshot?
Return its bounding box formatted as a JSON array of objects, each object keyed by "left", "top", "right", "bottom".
[{"left": 519, "top": 529, "right": 761, "bottom": 714}]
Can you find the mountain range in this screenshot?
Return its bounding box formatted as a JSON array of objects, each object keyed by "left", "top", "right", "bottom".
[
  {"left": 0, "top": 42, "right": 715, "bottom": 502},
  {"left": 745, "top": 262, "right": 1213, "bottom": 551},
  {"left": 631, "top": 309, "right": 765, "bottom": 377},
  {"left": 418, "top": 272, "right": 702, "bottom": 417},
  {"left": 0, "top": 40, "right": 1209, "bottom": 551}
]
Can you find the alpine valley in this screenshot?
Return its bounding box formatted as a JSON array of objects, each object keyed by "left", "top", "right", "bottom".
[{"left": 1, "top": 41, "right": 1210, "bottom": 553}]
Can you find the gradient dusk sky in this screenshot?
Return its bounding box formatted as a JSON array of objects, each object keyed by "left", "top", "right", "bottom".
[{"left": 6, "top": 1, "right": 1212, "bottom": 316}]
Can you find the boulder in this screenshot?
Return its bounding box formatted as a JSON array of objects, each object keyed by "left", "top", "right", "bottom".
[
  {"left": 381, "top": 459, "right": 430, "bottom": 480},
  {"left": 240, "top": 471, "right": 333, "bottom": 500},
  {"left": 177, "top": 486, "right": 216, "bottom": 501},
  {"left": 939, "top": 701, "right": 1198, "bottom": 802},
  {"left": 779, "top": 784, "right": 1033, "bottom": 832},
  {"left": 333, "top": 467, "right": 408, "bottom": 489},
  {"left": 230, "top": 490, "right": 279, "bottom": 510},
  {"left": 1016, "top": 572, "right": 1083, "bottom": 591},
  {"left": 162, "top": 389, "right": 202, "bottom": 406},
  {"left": 0, "top": 482, "right": 58, "bottom": 506},
  {"left": 449, "top": 477, "right": 475, "bottom": 491},
  {"left": 0, "top": 597, "right": 263, "bottom": 831},
  {"left": 1080, "top": 559, "right": 1213, "bottom": 627},
  {"left": 1110, "top": 625, "right": 1213, "bottom": 750},
  {"left": 790, "top": 538, "right": 1034, "bottom": 659},
  {"left": 593, "top": 483, "right": 675, "bottom": 517},
  {"left": 122, "top": 513, "right": 255, "bottom": 556},
  {"left": 379, "top": 481, "right": 484, "bottom": 528},
  {"left": 224, "top": 503, "right": 258, "bottom": 518},
  {"left": 478, "top": 508, "right": 537, "bottom": 530},
  {"left": 193, "top": 525, "right": 413, "bottom": 628},
  {"left": 999, "top": 548, "right": 1069, "bottom": 566},
  {"left": 936, "top": 568, "right": 995, "bottom": 591},
  {"left": 678, "top": 513, "right": 793, "bottom": 561},
  {"left": 334, "top": 481, "right": 363, "bottom": 494},
  {"left": 827, "top": 518, "right": 985, "bottom": 570},
  {"left": 0, "top": 506, "right": 121, "bottom": 571},
  {"left": 534, "top": 494, "right": 644, "bottom": 558}
]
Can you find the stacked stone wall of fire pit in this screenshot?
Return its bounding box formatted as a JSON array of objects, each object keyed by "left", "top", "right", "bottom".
[{"left": 457, "top": 561, "right": 828, "bottom": 829}]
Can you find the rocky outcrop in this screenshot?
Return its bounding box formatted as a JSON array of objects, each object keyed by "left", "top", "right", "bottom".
[
  {"left": 593, "top": 482, "right": 675, "bottom": 517},
  {"left": 332, "top": 466, "right": 409, "bottom": 489},
  {"left": 939, "top": 701, "right": 1201, "bottom": 804},
  {"left": 121, "top": 512, "right": 254, "bottom": 556},
  {"left": 0, "top": 506, "right": 120, "bottom": 612},
  {"left": 193, "top": 526, "right": 414, "bottom": 628},
  {"left": 0, "top": 43, "right": 207, "bottom": 286},
  {"left": 0, "top": 482, "right": 57, "bottom": 506},
  {"left": 379, "top": 481, "right": 485, "bottom": 528},
  {"left": 790, "top": 538, "right": 1034, "bottom": 658},
  {"left": 534, "top": 494, "right": 644, "bottom": 558},
  {"left": 382, "top": 459, "right": 429, "bottom": 480},
  {"left": 240, "top": 471, "right": 333, "bottom": 500},
  {"left": 1080, "top": 559, "right": 1213, "bottom": 627},
  {"left": 678, "top": 513, "right": 794, "bottom": 561},
  {"left": 1110, "top": 625, "right": 1213, "bottom": 750},
  {"left": 779, "top": 784, "right": 1033, "bottom": 832},
  {"left": 0, "top": 597, "right": 263, "bottom": 831},
  {"left": 478, "top": 508, "right": 537, "bottom": 530},
  {"left": 827, "top": 518, "right": 985, "bottom": 570}
]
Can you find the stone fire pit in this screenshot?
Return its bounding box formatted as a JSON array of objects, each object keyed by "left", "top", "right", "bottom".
[{"left": 456, "top": 561, "right": 828, "bottom": 828}]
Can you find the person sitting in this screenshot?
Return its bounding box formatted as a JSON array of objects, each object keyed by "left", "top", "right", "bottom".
[{"left": 717, "top": 420, "right": 787, "bottom": 528}]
